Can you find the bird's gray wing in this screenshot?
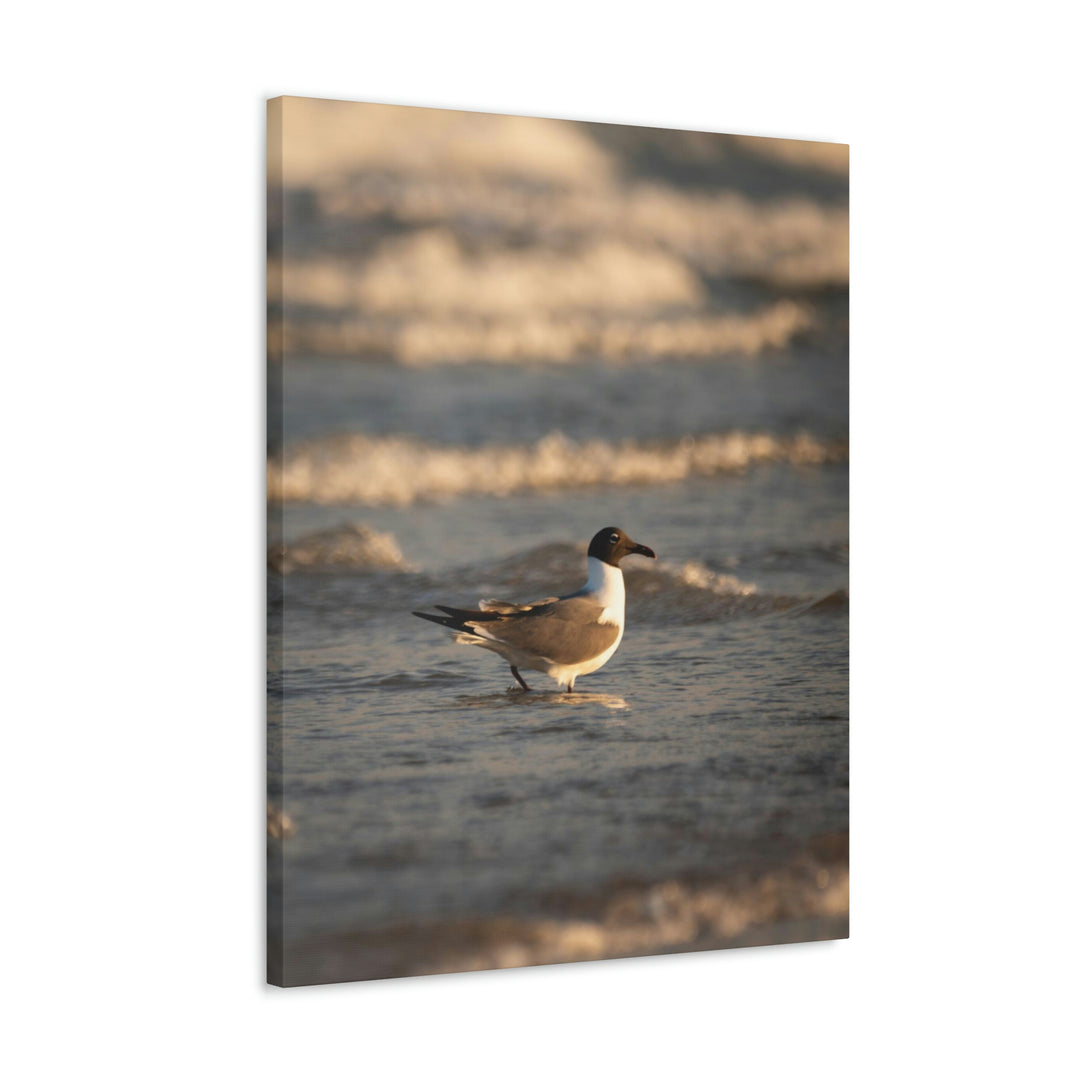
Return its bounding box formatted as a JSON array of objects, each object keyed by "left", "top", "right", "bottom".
[
  {"left": 478, "top": 597, "right": 558, "bottom": 613},
  {"left": 475, "top": 596, "right": 619, "bottom": 665}
]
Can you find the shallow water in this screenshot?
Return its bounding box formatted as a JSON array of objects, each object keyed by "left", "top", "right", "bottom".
[{"left": 268, "top": 349, "right": 848, "bottom": 984}]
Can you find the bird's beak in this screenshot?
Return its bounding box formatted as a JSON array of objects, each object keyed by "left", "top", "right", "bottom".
[{"left": 630, "top": 542, "right": 656, "bottom": 559}]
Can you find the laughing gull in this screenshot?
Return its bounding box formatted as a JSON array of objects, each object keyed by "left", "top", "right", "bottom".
[{"left": 413, "top": 527, "right": 656, "bottom": 692}]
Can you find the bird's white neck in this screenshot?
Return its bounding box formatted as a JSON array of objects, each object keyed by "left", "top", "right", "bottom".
[{"left": 583, "top": 556, "right": 625, "bottom": 624}]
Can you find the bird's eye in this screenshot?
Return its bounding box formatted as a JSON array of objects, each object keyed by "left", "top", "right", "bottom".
[{"left": 609, "top": 533, "right": 619, "bottom": 544}]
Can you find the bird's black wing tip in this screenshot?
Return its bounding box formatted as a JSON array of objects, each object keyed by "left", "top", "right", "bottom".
[{"left": 413, "top": 610, "right": 448, "bottom": 625}]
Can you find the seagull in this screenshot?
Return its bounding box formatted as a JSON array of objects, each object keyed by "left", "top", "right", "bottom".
[{"left": 413, "top": 527, "right": 656, "bottom": 692}]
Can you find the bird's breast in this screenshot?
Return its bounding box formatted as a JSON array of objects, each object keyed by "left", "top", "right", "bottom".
[{"left": 583, "top": 557, "right": 626, "bottom": 627}]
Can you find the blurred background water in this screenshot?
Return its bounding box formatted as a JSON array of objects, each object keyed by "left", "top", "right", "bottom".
[{"left": 267, "top": 98, "right": 848, "bottom": 985}]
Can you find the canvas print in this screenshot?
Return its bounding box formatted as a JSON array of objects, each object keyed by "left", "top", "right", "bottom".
[{"left": 267, "top": 96, "right": 848, "bottom": 986}]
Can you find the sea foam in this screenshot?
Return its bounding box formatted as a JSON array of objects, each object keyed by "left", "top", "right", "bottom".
[{"left": 268, "top": 429, "right": 847, "bottom": 506}]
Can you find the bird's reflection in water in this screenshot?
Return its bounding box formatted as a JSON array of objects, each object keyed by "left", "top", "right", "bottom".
[{"left": 455, "top": 689, "right": 630, "bottom": 712}]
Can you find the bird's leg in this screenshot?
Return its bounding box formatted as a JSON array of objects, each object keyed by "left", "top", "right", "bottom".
[
  {"left": 510, "top": 666, "right": 531, "bottom": 691},
  {"left": 566, "top": 682, "right": 574, "bottom": 694}
]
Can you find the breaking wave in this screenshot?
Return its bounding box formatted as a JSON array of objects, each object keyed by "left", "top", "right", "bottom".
[
  {"left": 415, "top": 542, "right": 805, "bottom": 622},
  {"left": 268, "top": 429, "right": 847, "bottom": 506},
  {"left": 646, "top": 559, "right": 758, "bottom": 597},
  {"left": 450, "top": 542, "right": 759, "bottom": 599},
  {"left": 270, "top": 530, "right": 845, "bottom": 626},
  {"left": 268, "top": 523, "right": 409, "bottom": 574},
  {"left": 272, "top": 533, "right": 839, "bottom": 621},
  {"left": 625, "top": 558, "right": 802, "bottom": 620},
  {"left": 278, "top": 232, "right": 704, "bottom": 316}
]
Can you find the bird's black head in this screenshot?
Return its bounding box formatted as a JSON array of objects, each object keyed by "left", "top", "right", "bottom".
[{"left": 587, "top": 526, "right": 657, "bottom": 567}]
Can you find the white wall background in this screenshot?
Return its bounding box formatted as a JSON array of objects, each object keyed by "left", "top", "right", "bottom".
[{"left": 3, "top": 2, "right": 1076, "bottom": 1077}]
